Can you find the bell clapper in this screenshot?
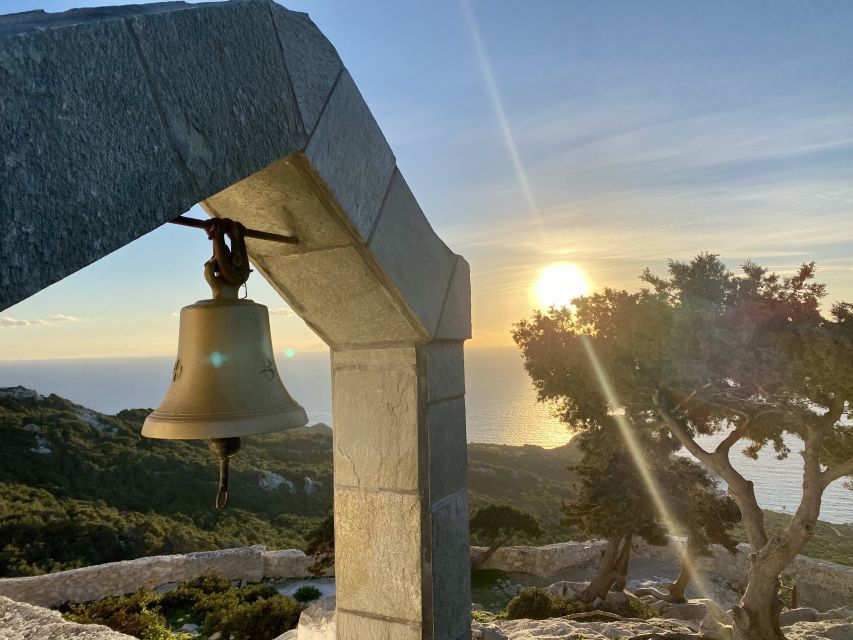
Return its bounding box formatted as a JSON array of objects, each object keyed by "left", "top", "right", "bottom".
[{"left": 209, "top": 437, "right": 242, "bottom": 510}]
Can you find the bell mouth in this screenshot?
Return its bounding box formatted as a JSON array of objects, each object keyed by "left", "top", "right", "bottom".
[{"left": 141, "top": 405, "right": 308, "bottom": 440}]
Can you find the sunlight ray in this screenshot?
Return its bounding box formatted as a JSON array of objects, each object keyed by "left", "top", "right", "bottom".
[
  {"left": 462, "top": 0, "right": 546, "bottom": 240},
  {"left": 581, "top": 336, "right": 717, "bottom": 603}
]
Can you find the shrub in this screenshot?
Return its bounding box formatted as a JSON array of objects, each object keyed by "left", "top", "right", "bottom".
[
  {"left": 200, "top": 595, "right": 302, "bottom": 640},
  {"left": 292, "top": 585, "right": 322, "bottom": 603},
  {"left": 64, "top": 590, "right": 187, "bottom": 640},
  {"left": 505, "top": 587, "right": 562, "bottom": 620}
]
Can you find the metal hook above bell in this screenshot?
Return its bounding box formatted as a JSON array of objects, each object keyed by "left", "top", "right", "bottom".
[{"left": 142, "top": 218, "right": 308, "bottom": 509}]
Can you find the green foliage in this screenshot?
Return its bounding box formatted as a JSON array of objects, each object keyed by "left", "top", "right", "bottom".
[
  {"left": 470, "top": 504, "right": 544, "bottom": 547},
  {"left": 504, "top": 587, "right": 565, "bottom": 620},
  {"left": 64, "top": 574, "right": 301, "bottom": 640},
  {"left": 304, "top": 512, "right": 334, "bottom": 577},
  {"left": 292, "top": 585, "right": 322, "bottom": 603},
  {"left": 64, "top": 590, "right": 190, "bottom": 640},
  {"left": 0, "top": 392, "right": 332, "bottom": 576}
]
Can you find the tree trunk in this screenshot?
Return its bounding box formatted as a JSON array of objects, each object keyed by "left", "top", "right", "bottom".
[
  {"left": 668, "top": 561, "right": 691, "bottom": 603},
  {"left": 471, "top": 545, "right": 500, "bottom": 571},
  {"left": 612, "top": 534, "right": 632, "bottom": 592},
  {"left": 732, "top": 568, "right": 784, "bottom": 640},
  {"left": 583, "top": 536, "right": 622, "bottom": 602}
]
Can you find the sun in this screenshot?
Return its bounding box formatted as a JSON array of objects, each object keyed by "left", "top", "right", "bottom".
[{"left": 534, "top": 263, "right": 590, "bottom": 309}]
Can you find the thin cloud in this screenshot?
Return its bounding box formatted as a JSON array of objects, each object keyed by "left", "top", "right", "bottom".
[
  {"left": 0, "top": 315, "right": 79, "bottom": 328},
  {"left": 269, "top": 307, "right": 296, "bottom": 317}
]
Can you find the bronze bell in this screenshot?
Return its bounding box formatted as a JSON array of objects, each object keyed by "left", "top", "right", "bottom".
[{"left": 143, "top": 218, "right": 307, "bottom": 509}]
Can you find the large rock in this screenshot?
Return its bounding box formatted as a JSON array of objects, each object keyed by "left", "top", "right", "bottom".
[
  {"left": 295, "top": 595, "right": 336, "bottom": 640},
  {"left": 781, "top": 607, "right": 821, "bottom": 626},
  {"left": 0, "top": 596, "right": 134, "bottom": 639},
  {"left": 544, "top": 581, "right": 588, "bottom": 600},
  {"left": 667, "top": 598, "right": 727, "bottom": 622},
  {"left": 497, "top": 616, "right": 697, "bottom": 639},
  {"left": 470, "top": 621, "right": 509, "bottom": 640},
  {"left": 783, "top": 620, "right": 853, "bottom": 640}
]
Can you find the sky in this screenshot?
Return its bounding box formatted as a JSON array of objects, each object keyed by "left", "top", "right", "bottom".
[{"left": 2, "top": 0, "right": 853, "bottom": 359}]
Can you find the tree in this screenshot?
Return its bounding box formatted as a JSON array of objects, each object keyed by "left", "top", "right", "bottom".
[
  {"left": 513, "top": 254, "right": 853, "bottom": 640},
  {"left": 469, "top": 504, "right": 543, "bottom": 570},
  {"left": 561, "top": 428, "right": 667, "bottom": 601},
  {"left": 664, "top": 457, "right": 741, "bottom": 602},
  {"left": 305, "top": 512, "right": 334, "bottom": 577}
]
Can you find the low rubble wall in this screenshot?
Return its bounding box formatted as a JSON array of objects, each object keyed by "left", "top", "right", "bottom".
[
  {"left": 0, "top": 546, "right": 321, "bottom": 608},
  {"left": 1, "top": 540, "right": 850, "bottom": 610}
]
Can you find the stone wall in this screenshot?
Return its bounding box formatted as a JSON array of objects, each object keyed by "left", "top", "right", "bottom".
[
  {"left": 3, "top": 540, "right": 850, "bottom": 612},
  {"left": 0, "top": 546, "right": 325, "bottom": 609}
]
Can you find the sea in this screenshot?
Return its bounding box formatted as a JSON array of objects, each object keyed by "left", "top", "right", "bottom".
[{"left": 0, "top": 347, "right": 850, "bottom": 524}]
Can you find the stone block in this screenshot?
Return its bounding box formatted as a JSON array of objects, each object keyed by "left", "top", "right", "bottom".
[
  {"left": 269, "top": 7, "right": 343, "bottom": 135},
  {"left": 0, "top": 15, "right": 193, "bottom": 310},
  {"left": 334, "top": 488, "right": 422, "bottom": 621},
  {"left": 428, "top": 397, "right": 468, "bottom": 503},
  {"left": 259, "top": 247, "right": 421, "bottom": 346},
  {"left": 129, "top": 2, "right": 306, "bottom": 200},
  {"left": 0, "top": 596, "right": 134, "bottom": 639},
  {"left": 436, "top": 257, "right": 473, "bottom": 340},
  {"left": 263, "top": 549, "right": 320, "bottom": 579},
  {"left": 332, "top": 347, "right": 417, "bottom": 369},
  {"left": 333, "top": 361, "right": 420, "bottom": 492},
  {"left": 202, "top": 154, "right": 352, "bottom": 258},
  {"left": 430, "top": 490, "right": 472, "bottom": 640},
  {"left": 370, "top": 170, "right": 455, "bottom": 334},
  {"left": 305, "top": 71, "right": 396, "bottom": 241},
  {"left": 422, "top": 341, "right": 466, "bottom": 403},
  {"left": 184, "top": 546, "right": 265, "bottom": 583},
  {"left": 336, "top": 610, "right": 421, "bottom": 640}
]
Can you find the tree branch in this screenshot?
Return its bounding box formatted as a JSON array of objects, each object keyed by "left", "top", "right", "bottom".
[
  {"left": 715, "top": 416, "right": 751, "bottom": 455},
  {"left": 822, "top": 457, "right": 853, "bottom": 488}
]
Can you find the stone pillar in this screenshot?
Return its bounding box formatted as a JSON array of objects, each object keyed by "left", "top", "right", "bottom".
[{"left": 332, "top": 342, "right": 470, "bottom": 640}]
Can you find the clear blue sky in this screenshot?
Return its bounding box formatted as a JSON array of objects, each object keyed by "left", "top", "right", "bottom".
[{"left": 2, "top": 0, "right": 853, "bottom": 357}]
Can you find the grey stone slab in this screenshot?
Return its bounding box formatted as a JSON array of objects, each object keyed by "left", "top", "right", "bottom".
[
  {"left": 336, "top": 610, "right": 421, "bottom": 640},
  {"left": 258, "top": 246, "right": 422, "bottom": 346},
  {"left": 129, "top": 1, "right": 306, "bottom": 200},
  {"left": 269, "top": 6, "right": 343, "bottom": 135},
  {"left": 422, "top": 341, "right": 466, "bottom": 403},
  {"left": 0, "top": 15, "right": 194, "bottom": 311},
  {"left": 370, "top": 170, "right": 455, "bottom": 335},
  {"left": 436, "top": 256, "right": 473, "bottom": 340},
  {"left": 202, "top": 154, "right": 352, "bottom": 257},
  {"left": 335, "top": 488, "right": 422, "bottom": 622},
  {"left": 305, "top": 70, "right": 396, "bottom": 242},
  {"left": 333, "top": 354, "right": 420, "bottom": 491},
  {"left": 0, "top": 3, "right": 190, "bottom": 36},
  {"left": 428, "top": 397, "right": 468, "bottom": 504},
  {"left": 430, "top": 490, "right": 472, "bottom": 640}
]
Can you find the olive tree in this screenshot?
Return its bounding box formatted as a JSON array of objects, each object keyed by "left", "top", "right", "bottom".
[
  {"left": 469, "top": 503, "right": 543, "bottom": 570},
  {"left": 513, "top": 254, "right": 853, "bottom": 640}
]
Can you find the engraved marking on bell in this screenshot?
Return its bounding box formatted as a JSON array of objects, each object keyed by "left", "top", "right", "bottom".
[
  {"left": 259, "top": 358, "right": 276, "bottom": 381},
  {"left": 172, "top": 359, "right": 182, "bottom": 381}
]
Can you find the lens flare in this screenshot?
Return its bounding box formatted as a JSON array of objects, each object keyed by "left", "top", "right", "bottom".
[{"left": 581, "top": 336, "right": 715, "bottom": 602}]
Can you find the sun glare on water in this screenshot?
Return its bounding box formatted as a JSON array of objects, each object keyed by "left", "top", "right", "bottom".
[{"left": 534, "top": 263, "right": 590, "bottom": 309}]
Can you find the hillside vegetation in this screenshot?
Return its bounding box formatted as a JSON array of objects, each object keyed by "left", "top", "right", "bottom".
[{"left": 1, "top": 387, "right": 849, "bottom": 577}]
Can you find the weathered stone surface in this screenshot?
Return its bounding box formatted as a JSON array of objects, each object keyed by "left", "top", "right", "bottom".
[
  {"left": 0, "top": 13, "right": 193, "bottom": 310},
  {"left": 497, "top": 616, "right": 698, "bottom": 639},
  {"left": 305, "top": 70, "right": 396, "bottom": 241},
  {"left": 783, "top": 620, "right": 853, "bottom": 640},
  {"left": 436, "top": 256, "right": 473, "bottom": 340},
  {"left": 545, "top": 581, "right": 589, "bottom": 600},
  {"left": 423, "top": 341, "right": 466, "bottom": 403},
  {"left": 428, "top": 397, "right": 468, "bottom": 503},
  {"left": 334, "top": 488, "right": 422, "bottom": 621},
  {"left": 184, "top": 545, "right": 265, "bottom": 583},
  {"left": 370, "top": 170, "right": 455, "bottom": 334},
  {"left": 781, "top": 607, "right": 821, "bottom": 625},
  {"left": 268, "top": 7, "right": 343, "bottom": 135},
  {"left": 202, "top": 155, "right": 353, "bottom": 257},
  {"left": 336, "top": 610, "right": 421, "bottom": 640},
  {"left": 0, "top": 553, "right": 187, "bottom": 608},
  {"left": 473, "top": 540, "right": 607, "bottom": 578},
  {"left": 263, "top": 549, "right": 323, "bottom": 579},
  {"left": 667, "top": 598, "right": 726, "bottom": 622},
  {"left": 261, "top": 247, "right": 421, "bottom": 346},
  {"left": 294, "top": 596, "right": 336, "bottom": 640},
  {"left": 333, "top": 350, "right": 419, "bottom": 491},
  {"left": 0, "top": 595, "right": 134, "bottom": 639},
  {"left": 430, "top": 489, "right": 472, "bottom": 640},
  {"left": 470, "top": 622, "right": 509, "bottom": 640},
  {"left": 128, "top": 1, "right": 305, "bottom": 200}
]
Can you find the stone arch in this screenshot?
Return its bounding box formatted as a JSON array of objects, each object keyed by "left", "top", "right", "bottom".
[{"left": 0, "top": 2, "right": 472, "bottom": 638}]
